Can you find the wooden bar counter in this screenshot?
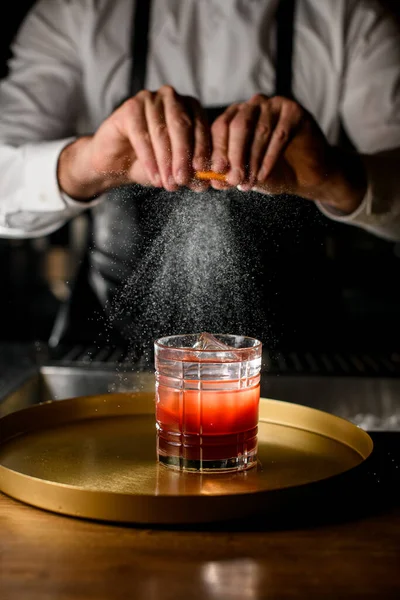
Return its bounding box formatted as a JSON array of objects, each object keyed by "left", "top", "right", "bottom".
[{"left": 1, "top": 474, "right": 399, "bottom": 599}]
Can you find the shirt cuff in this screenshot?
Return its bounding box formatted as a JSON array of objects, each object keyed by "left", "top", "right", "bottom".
[
  {"left": 315, "top": 150, "right": 400, "bottom": 242},
  {"left": 2, "top": 139, "right": 105, "bottom": 235},
  {"left": 315, "top": 185, "right": 371, "bottom": 226},
  {"left": 60, "top": 190, "right": 104, "bottom": 211},
  {"left": 22, "top": 138, "right": 102, "bottom": 213}
]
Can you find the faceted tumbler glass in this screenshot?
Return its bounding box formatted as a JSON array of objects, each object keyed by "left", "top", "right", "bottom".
[{"left": 154, "top": 333, "right": 262, "bottom": 472}]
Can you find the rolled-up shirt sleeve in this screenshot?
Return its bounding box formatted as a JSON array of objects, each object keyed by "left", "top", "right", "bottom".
[
  {"left": 0, "top": 0, "right": 100, "bottom": 239},
  {"left": 317, "top": 150, "right": 400, "bottom": 242},
  {"left": 316, "top": 1, "right": 400, "bottom": 241}
]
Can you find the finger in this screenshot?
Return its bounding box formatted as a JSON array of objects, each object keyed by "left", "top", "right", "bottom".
[
  {"left": 246, "top": 102, "right": 275, "bottom": 187},
  {"left": 187, "top": 98, "right": 211, "bottom": 192},
  {"left": 210, "top": 103, "right": 240, "bottom": 177},
  {"left": 162, "top": 86, "right": 194, "bottom": 186},
  {"left": 121, "top": 93, "right": 162, "bottom": 186},
  {"left": 145, "top": 93, "right": 178, "bottom": 192},
  {"left": 190, "top": 99, "right": 211, "bottom": 171},
  {"left": 227, "top": 103, "right": 259, "bottom": 186},
  {"left": 234, "top": 94, "right": 269, "bottom": 191},
  {"left": 257, "top": 99, "right": 302, "bottom": 183},
  {"left": 210, "top": 180, "right": 232, "bottom": 191}
]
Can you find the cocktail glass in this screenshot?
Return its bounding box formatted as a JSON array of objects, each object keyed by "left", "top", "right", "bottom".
[{"left": 154, "top": 333, "right": 262, "bottom": 472}]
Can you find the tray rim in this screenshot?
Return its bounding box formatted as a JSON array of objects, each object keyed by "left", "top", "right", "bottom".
[{"left": 0, "top": 393, "right": 374, "bottom": 524}]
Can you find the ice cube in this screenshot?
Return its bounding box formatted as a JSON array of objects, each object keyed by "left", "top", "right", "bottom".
[{"left": 193, "top": 332, "right": 236, "bottom": 351}]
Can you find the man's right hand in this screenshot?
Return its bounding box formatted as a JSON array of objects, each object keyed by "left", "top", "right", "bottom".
[{"left": 58, "top": 86, "right": 211, "bottom": 200}]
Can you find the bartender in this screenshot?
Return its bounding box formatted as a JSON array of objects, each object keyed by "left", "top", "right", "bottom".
[{"left": 0, "top": 0, "right": 399, "bottom": 352}]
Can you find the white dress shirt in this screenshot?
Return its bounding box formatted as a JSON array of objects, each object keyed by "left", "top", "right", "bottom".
[{"left": 0, "top": 0, "right": 399, "bottom": 240}]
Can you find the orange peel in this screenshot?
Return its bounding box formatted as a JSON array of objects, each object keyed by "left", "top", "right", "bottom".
[{"left": 194, "top": 170, "right": 227, "bottom": 182}]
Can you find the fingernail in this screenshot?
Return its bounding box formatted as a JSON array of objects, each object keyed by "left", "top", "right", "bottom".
[
  {"left": 153, "top": 172, "right": 162, "bottom": 186},
  {"left": 193, "top": 159, "right": 205, "bottom": 171},
  {"left": 168, "top": 174, "right": 176, "bottom": 187},
  {"left": 212, "top": 158, "right": 227, "bottom": 172},
  {"left": 229, "top": 168, "right": 243, "bottom": 185},
  {"left": 194, "top": 185, "right": 207, "bottom": 193},
  {"left": 176, "top": 168, "right": 187, "bottom": 185},
  {"left": 252, "top": 187, "right": 264, "bottom": 194}
]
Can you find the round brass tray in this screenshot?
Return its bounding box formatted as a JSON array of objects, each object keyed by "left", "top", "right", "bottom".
[{"left": 0, "top": 393, "right": 373, "bottom": 525}]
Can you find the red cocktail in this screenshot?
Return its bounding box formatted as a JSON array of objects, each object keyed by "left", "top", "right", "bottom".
[{"left": 154, "top": 333, "right": 262, "bottom": 472}]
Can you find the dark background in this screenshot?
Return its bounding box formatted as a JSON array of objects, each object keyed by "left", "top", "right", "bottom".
[{"left": 0, "top": 0, "right": 399, "bottom": 352}]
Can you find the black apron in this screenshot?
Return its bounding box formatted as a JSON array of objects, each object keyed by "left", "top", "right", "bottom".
[{"left": 51, "top": 0, "right": 337, "bottom": 356}]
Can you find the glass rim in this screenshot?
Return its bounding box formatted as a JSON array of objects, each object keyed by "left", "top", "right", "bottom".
[{"left": 154, "top": 333, "right": 262, "bottom": 354}]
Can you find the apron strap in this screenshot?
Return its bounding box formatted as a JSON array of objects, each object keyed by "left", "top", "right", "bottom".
[
  {"left": 275, "top": 0, "right": 296, "bottom": 98},
  {"left": 129, "top": 0, "right": 153, "bottom": 96}
]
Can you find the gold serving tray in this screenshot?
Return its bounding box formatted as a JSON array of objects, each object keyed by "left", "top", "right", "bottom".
[{"left": 0, "top": 393, "right": 373, "bottom": 525}]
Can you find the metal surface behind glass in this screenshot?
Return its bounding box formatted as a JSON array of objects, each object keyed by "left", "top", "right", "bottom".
[{"left": 1, "top": 364, "right": 400, "bottom": 431}]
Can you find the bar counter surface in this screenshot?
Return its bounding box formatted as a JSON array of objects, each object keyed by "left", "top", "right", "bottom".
[
  {"left": 1, "top": 484, "right": 400, "bottom": 600},
  {"left": 1, "top": 343, "right": 400, "bottom": 599}
]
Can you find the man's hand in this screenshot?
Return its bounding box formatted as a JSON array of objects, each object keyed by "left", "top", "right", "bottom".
[
  {"left": 210, "top": 94, "right": 367, "bottom": 214},
  {"left": 58, "top": 85, "right": 211, "bottom": 200}
]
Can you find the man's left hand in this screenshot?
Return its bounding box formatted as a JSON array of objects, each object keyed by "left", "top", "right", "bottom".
[{"left": 210, "top": 94, "right": 367, "bottom": 214}]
